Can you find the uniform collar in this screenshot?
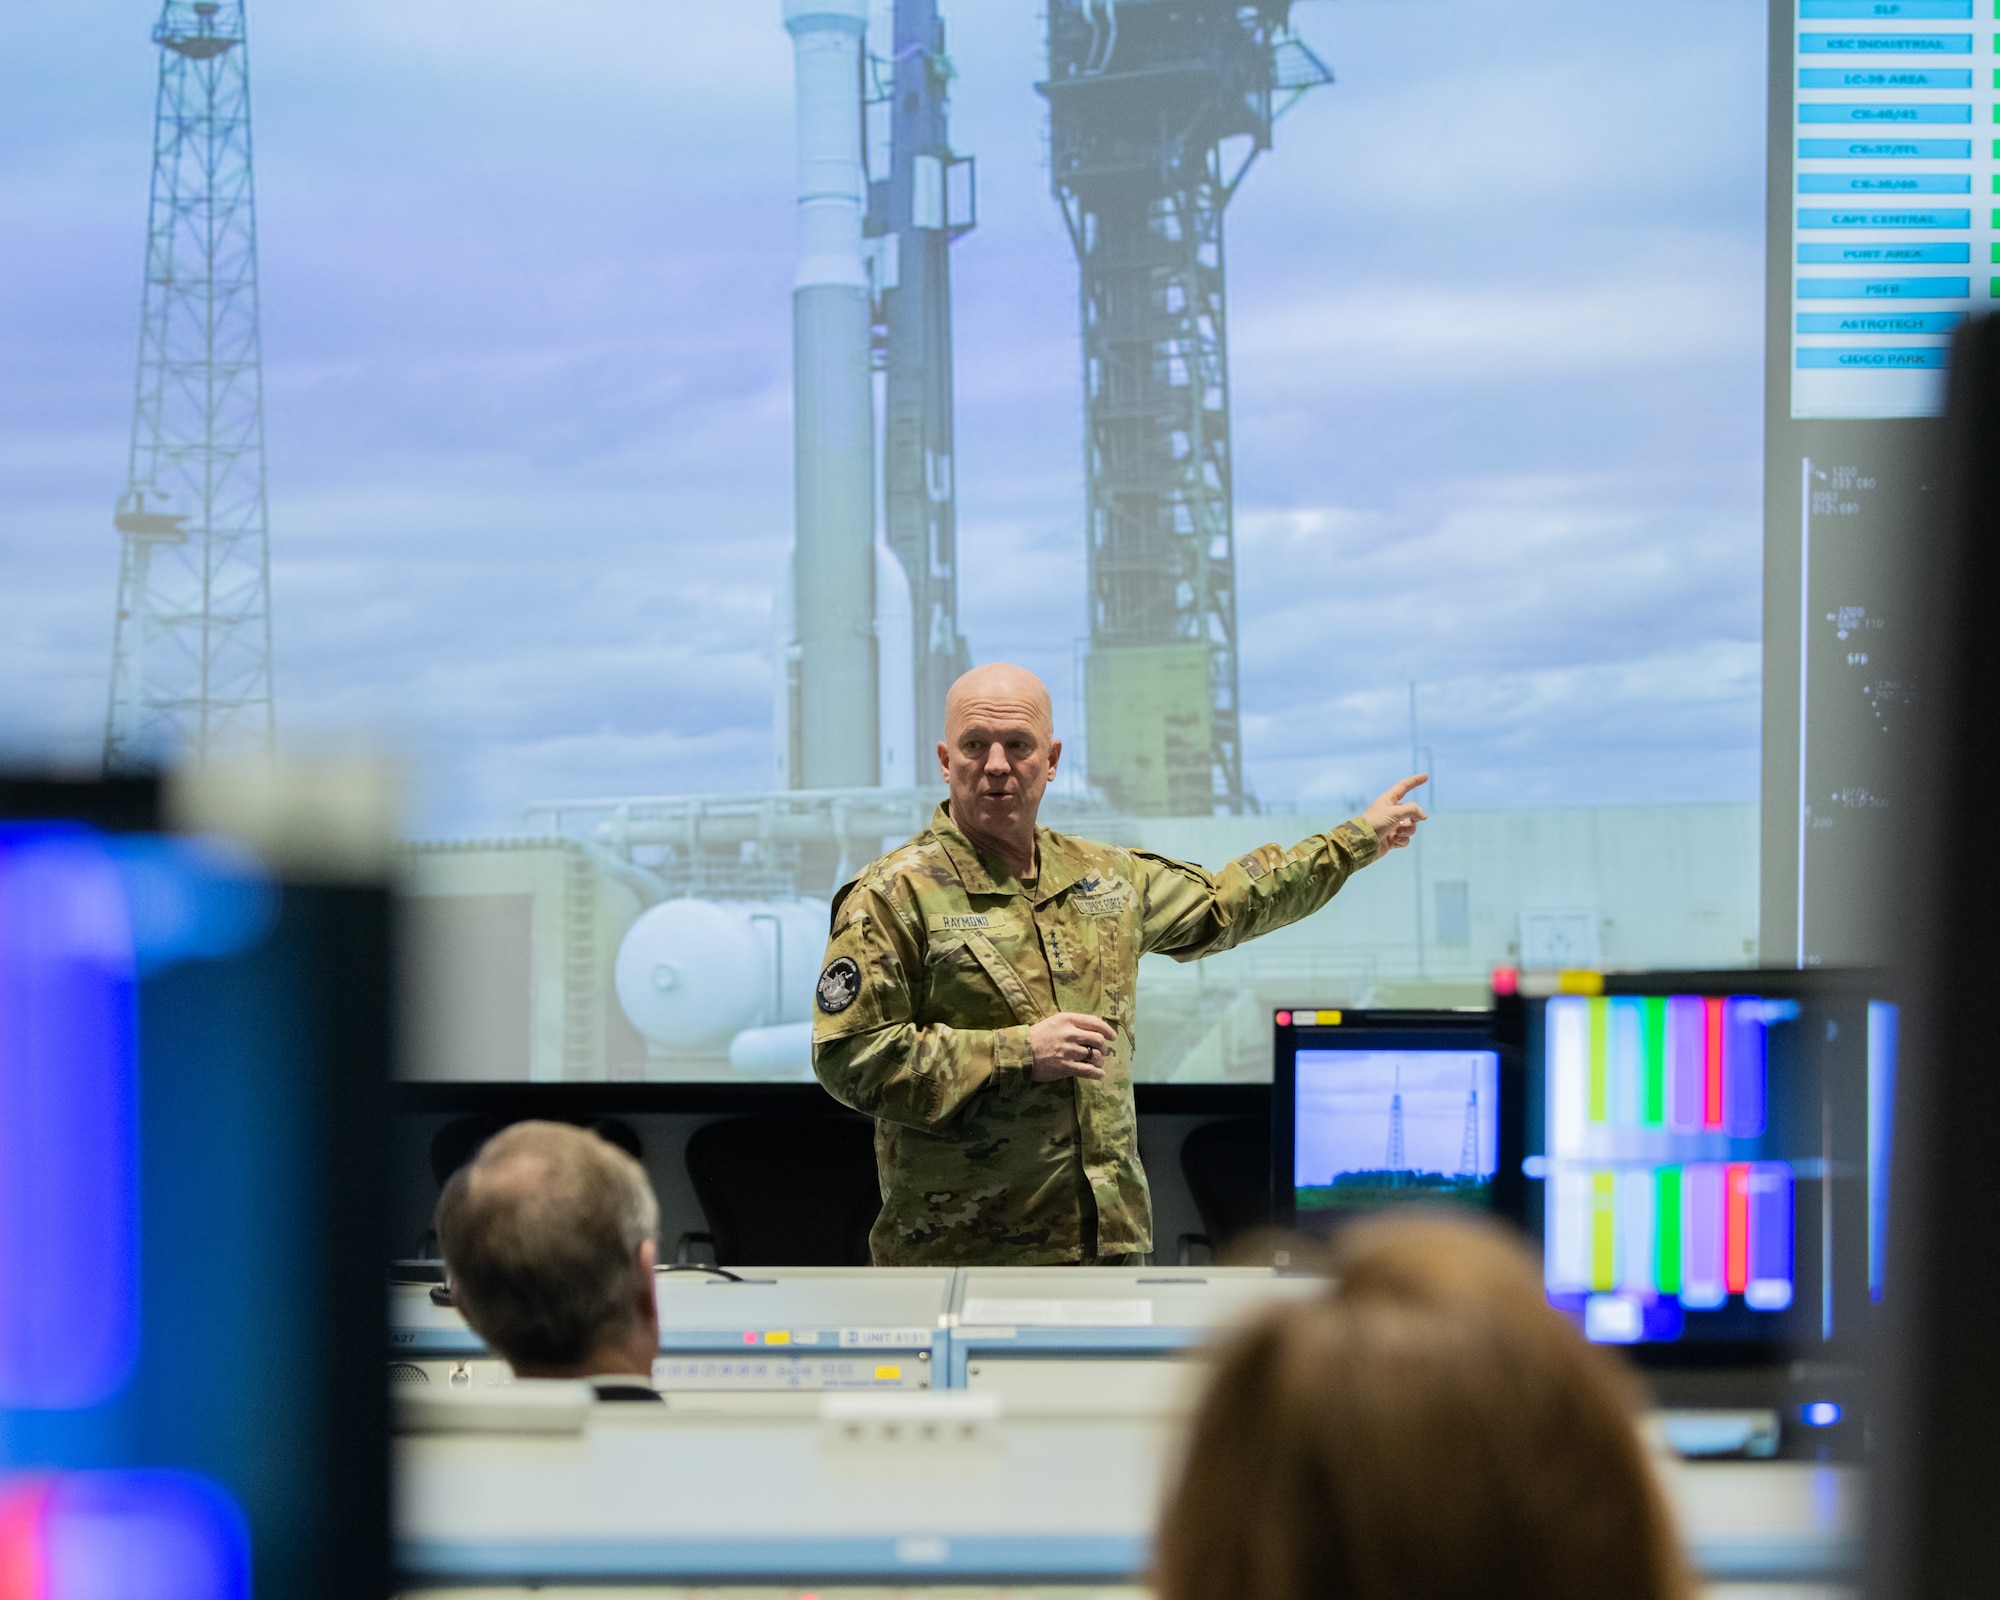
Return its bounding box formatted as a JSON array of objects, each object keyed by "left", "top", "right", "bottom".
[{"left": 932, "top": 802, "right": 1086, "bottom": 904}]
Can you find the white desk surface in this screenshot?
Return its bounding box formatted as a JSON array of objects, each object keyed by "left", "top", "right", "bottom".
[
  {"left": 394, "top": 1267, "right": 1313, "bottom": 1357},
  {"left": 654, "top": 1267, "right": 956, "bottom": 1334},
  {"left": 952, "top": 1267, "right": 1321, "bottom": 1329},
  {"left": 394, "top": 1268, "right": 961, "bottom": 1351},
  {"left": 397, "top": 1404, "right": 1859, "bottom": 1587}
]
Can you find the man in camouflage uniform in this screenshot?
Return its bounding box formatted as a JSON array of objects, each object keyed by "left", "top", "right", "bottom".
[{"left": 812, "top": 663, "right": 1429, "bottom": 1266}]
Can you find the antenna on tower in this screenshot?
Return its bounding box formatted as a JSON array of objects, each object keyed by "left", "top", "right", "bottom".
[
  {"left": 1386, "top": 1059, "right": 1406, "bottom": 1173},
  {"left": 1457, "top": 1058, "right": 1480, "bottom": 1177},
  {"left": 105, "top": 0, "right": 274, "bottom": 773}
]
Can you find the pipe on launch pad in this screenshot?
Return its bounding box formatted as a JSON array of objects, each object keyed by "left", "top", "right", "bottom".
[{"left": 784, "top": 0, "right": 879, "bottom": 789}]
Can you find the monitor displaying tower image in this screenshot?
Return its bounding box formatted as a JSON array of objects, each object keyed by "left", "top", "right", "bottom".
[
  {"left": 1294, "top": 1047, "right": 1500, "bottom": 1217},
  {"left": 1274, "top": 1010, "right": 1511, "bottom": 1235}
]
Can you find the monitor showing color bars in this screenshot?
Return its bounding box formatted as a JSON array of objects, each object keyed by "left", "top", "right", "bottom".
[{"left": 1539, "top": 993, "right": 1801, "bottom": 1345}]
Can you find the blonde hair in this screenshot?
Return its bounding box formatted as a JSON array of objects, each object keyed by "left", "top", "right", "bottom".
[{"left": 1156, "top": 1212, "right": 1690, "bottom": 1600}]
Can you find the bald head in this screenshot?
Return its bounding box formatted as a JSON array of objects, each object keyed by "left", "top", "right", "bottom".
[
  {"left": 938, "top": 664, "right": 1060, "bottom": 876},
  {"left": 944, "top": 662, "right": 1053, "bottom": 743}
]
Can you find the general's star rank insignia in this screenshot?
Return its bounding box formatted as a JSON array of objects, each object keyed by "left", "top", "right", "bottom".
[{"left": 816, "top": 955, "right": 862, "bottom": 1015}]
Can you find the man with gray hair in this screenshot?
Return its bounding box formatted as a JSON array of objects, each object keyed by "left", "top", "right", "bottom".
[{"left": 433, "top": 1120, "right": 662, "bottom": 1400}]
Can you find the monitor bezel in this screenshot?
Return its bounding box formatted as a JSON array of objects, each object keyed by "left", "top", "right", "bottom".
[
  {"left": 1271, "top": 1006, "right": 1523, "bottom": 1237},
  {"left": 1497, "top": 967, "right": 1893, "bottom": 1370}
]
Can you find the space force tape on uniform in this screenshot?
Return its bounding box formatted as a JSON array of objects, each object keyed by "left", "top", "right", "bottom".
[{"left": 811, "top": 802, "right": 1379, "bottom": 1266}]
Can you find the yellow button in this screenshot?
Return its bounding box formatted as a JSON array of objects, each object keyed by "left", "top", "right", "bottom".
[
  {"left": 875, "top": 1364, "right": 902, "bottom": 1381},
  {"left": 764, "top": 1330, "right": 790, "bottom": 1345}
]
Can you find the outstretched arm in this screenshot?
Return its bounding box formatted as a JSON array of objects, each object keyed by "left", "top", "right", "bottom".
[{"left": 1140, "top": 774, "right": 1430, "bottom": 961}]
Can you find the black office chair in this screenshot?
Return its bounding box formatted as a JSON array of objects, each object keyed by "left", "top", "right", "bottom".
[
  {"left": 1177, "top": 1116, "right": 1272, "bottom": 1264},
  {"left": 677, "top": 1114, "right": 880, "bottom": 1267}
]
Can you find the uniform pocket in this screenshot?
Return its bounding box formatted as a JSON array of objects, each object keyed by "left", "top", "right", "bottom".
[{"left": 921, "top": 936, "right": 1017, "bottom": 1030}]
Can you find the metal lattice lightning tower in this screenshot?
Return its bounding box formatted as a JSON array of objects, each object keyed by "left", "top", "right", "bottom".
[
  {"left": 1043, "top": 1, "right": 1328, "bottom": 815},
  {"left": 1457, "top": 1067, "right": 1480, "bottom": 1177},
  {"left": 105, "top": 0, "right": 273, "bottom": 774},
  {"left": 1386, "top": 1060, "right": 1406, "bottom": 1172},
  {"left": 868, "top": 0, "right": 976, "bottom": 766}
]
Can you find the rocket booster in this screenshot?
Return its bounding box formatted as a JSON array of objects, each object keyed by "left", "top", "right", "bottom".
[{"left": 782, "top": 0, "right": 880, "bottom": 789}]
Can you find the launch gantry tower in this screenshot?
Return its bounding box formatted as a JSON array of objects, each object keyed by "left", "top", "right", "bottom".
[
  {"left": 868, "top": 0, "right": 977, "bottom": 769},
  {"left": 1043, "top": 1, "right": 1328, "bottom": 815},
  {"left": 105, "top": 0, "right": 275, "bottom": 773}
]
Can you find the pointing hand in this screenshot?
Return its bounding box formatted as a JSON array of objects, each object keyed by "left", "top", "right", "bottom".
[{"left": 1362, "top": 774, "right": 1429, "bottom": 855}]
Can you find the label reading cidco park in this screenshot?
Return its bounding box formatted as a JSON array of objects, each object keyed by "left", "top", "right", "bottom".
[{"left": 1791, "top": 0, "right": 1993, "bottom": 418}]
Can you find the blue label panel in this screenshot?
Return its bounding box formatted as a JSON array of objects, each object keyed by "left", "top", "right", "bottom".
[
  {"left": 1799, "top": 173, "right": 1972, "bottom": 191},
  {"left": 1798, "top": 241, "right": 1971, "bottom": 260},
  {"left": 1796, "top": 275, "right": 1970, "bottom": 296},
  {"left": 1797, "top": 347, "right": 1950, "bottom": 367},
  {"left": 1799, "top": 31, "right": 1972, "bottom": 48},
  {"left": 1797, "top": 310, "right": 1966, "bottom": 330},
  {"left": 1799, "top": 138, "right": 1973, "bottom": 156},
  {"left": 1798, "top": 103, "right": 1972, "bottom": 122},
  {"left": 1800, "top": 68, "right": 1975, "bottom": 86},
  {"left": 1799, "top": 0, "right": 1973, "bottom": 16},
  {"left": 1797, "top": 207, "right": 1972, "bottom": 225}
]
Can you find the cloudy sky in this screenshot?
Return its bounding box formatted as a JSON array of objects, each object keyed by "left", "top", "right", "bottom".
[
  {"left": 0, "top": 0, "right": 1767, "bottom": 837},
  {"left": 1295, "top": 1048, "right": 1499, "bottom": 1181}
]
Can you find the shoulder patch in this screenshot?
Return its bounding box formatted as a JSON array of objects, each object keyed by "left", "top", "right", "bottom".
[
  {"left": 816, "top": 955, "right": 862, "bottom": 1015},
  {"left": 1235, "top": 852, "right": 1269, "bottom": 881}
]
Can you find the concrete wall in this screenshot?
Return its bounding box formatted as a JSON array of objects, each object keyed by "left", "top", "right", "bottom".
[{"left": 1120, "top": 802, "right": 1758, "bottom": 1081}]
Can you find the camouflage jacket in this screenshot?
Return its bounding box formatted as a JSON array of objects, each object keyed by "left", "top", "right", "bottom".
[{"left": 811, "top": 802, "right": 1379, "bottom": 1266}]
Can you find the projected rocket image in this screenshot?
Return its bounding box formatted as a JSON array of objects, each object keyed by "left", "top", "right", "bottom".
[
  {"left": 345, "top": 0, "right": 1772, "bottom": 1086},
  {"left": 1541, "top": 995, "right": 1799, "bottom": 1345}
]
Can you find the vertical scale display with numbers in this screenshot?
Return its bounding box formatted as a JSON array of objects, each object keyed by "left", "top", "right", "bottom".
[{"left": 1764, "top": 0, "right": 1943, "bottom": 966}]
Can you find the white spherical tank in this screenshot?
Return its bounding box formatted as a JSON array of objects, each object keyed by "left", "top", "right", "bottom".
[
  {"left": 737, "top": 897, "right": 835, "bottom": 1025},
  {"left": 613, "top": 897, "right": 831, "bottom": 1052}
]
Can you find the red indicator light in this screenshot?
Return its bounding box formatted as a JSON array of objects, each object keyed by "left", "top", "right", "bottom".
[
  {"left": 1275, "top": 1011, "right": 1292, "bottom": 1027},
  {"left": 1491, "top": 966, "right": 1518, "bottom": 997},
  {"left": 742, "top": 1330, "right": 757, "bottom": 1345}
]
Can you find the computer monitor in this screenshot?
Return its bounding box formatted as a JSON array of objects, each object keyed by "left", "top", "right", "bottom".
[
  {"left": 0, "top": 790, "right": 391, "bottom": 1599},
  {"left": 1503, "top": 971, "right": 1895, "bottom": 1359},
  {"left": 1272, "top": 1008, "right": 1521, "bottom": 1237}
]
